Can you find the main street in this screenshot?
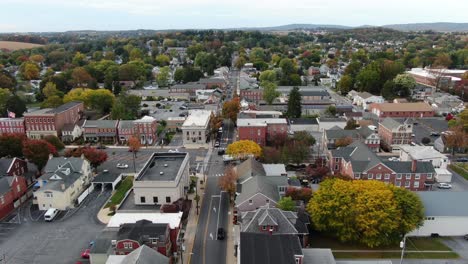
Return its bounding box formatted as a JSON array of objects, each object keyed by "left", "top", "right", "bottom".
[{"left": 190, "top": 70, "right": 237, "bottom": 264}]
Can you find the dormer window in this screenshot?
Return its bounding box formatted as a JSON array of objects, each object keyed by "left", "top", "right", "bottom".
[{"left": 262, "top": 226, "right": 267, "bottom": 230}]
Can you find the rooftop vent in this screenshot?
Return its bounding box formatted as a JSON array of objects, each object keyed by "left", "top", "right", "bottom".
[{"left": 160, "top": 171, "right": 164, "bottom": 175}]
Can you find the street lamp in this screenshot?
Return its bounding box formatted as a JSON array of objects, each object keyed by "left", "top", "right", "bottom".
[{"left": 399, "top": 234, "right": 407, "bottom": 264}]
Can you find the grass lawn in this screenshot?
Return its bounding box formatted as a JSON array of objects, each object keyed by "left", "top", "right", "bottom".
[
  {"left": 105, "top": 176, "right": 133, "bottom": 208},
  {"left": 309, "top": 232, "right": 458, "bottom": 259},
  {"left": 449, "top": 164, "right": 468, "bottom": 180}
]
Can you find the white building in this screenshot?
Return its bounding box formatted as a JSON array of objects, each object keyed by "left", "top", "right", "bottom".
[
  {"left": 133, "top": 152, "right": 190, "bottom": 206},
  {"left": 399, "top": 145, "right": 451, "bottom": 182},
  {"left": 409, "top": 192, "right": 468, "bottom": 237},
  {"left": 352, "top": 92, "right": 384, "bottom": 110},
  {"left": 182, "top": 110, "right": 212, "bottom": 146}
]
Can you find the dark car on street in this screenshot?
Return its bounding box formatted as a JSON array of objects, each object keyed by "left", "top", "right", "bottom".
[
  {"left": 456, "top": 157, "right": 468, "bottom": 162},
  {"left": 217, "top": 228, "right": 225, "bottom": 240}
]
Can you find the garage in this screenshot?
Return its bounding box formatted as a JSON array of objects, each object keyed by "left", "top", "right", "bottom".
[
  {"left": 92, "top": 170, "right": 122, "bottom": 191},
  {"left": 409, "top": 192, "right": 468, "bottom": 237}
]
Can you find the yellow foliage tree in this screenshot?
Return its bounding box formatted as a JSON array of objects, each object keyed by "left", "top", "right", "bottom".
[
  {"left": 226, "top": 140, "right": 262, "bottom": 159},
  {"left": 64, "top": 88, "right": 115, "bottom": 114}
]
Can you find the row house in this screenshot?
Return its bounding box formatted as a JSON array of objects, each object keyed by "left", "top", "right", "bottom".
[
  {"left": 369, "top": 102, "right": 434, "bottom": 118},
  {"left": 378, "top": 117, "right": 413, "bottom": 151},
  {"left": 237, "top": 118, "right": 288, "bottom": 146},
  {"left": 351, "top": 91, "right": 384, "bottom": 110},
  {"left": 329, "top": 141, "right": 435, "bottom": 191},
  {"left": 118, "top": 116, "right": 159, "bottom": 145},
  {"left": 0, "top": 158, "right": 29, "bottom": 220},
  {"left": 198, "top": 78, "right": 226, "bottom": 89},
  {"left": 240, "top": 88, "right": 263, "bottom": 103},
  {"left": 324, "top": 126, "right": 380, "bottom": 152},
  {"left": 169, "top": 83, "right": 206, "bottom": 96},
  {"left": 0, "top": 118, "right": 25, "bottom": 135},
  {"left": 83, "top": 120, "right": 119, "bottom": 144},
  {"left": 24, "top": 101, "right": 84, "bottom": 139}
]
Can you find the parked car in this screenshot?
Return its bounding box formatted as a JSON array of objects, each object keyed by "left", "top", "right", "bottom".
[
  {"left": 214, "top": 141, "right": 220, "bottom": 147},
  {"left": 44, "top": 208, "right": 59, "bottom": 222},
  {"left": 218, "top": 149, "right": 225, "bottom": 155},
  {"left": 464, "top": 234, "right": 468, "bottom": 240},
  {"left": 116, "top": 163, "right": 129, "bottom": 169},
  {"left": 81, "top": 248, "right": 91, "bottom": 259},
  {"left": 430, "top": 132, "right": 440, "bottom": 137},
  {"left": 217, "top": 227, "right": 225, "bottom": 240},
  {"left": 437, "top": 183, "right": 452, "bottom": 189},
  {"left": 456, "top": 157, "right": 468, "bottom": 162}
]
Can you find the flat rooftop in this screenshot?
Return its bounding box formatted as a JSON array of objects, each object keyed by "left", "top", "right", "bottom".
[{"left": 136, "top": 152, "right": 188, "bottom": 182}]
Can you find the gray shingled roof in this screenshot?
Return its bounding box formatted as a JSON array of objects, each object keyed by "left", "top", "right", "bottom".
[
  {"left": 380, "top": 117, "right": 403, "bottom": 130},
  {"left": 0, "top": 177, "right": 12, "bottom": 195},
  {"left": 357, "top": 126, "right": 374, "bottom": 138},
  {"left": 417, "top": 192, "right": 468, "bottom": 217},
  {"left": 325, "top": 128, "right": 359, "bottom": 140},
  {"left": 121, "top": 244, "right": 169, "bottom": 264},
  {"left": 83, "top": 120, "right": 118, "bottom": 129},
  {"left": 118, "top": 120, "right": 134, "bottom": 129},
  {"left": 0, "top": 159, "right": 13, "bottom": 175},
  {"left": 117, "top": 220, "right": 168, "bottom": 243},
  {"left": 383, "top": 161, "right": 435, "bottom": 174},
  {"left": 289, "top": 118, "right": 319, "bottom": 125},
  {"left": 302, "top": 248, "right": 336, "bottom": 264},
  {"left": 240, "top": 233, "right": 302, "bottom": 264},
  {"left": 39, "top": 157, "right": 86, "bottom": 192},
  {"left": 235, "top": 176, "right": 287, "bottom": 205},
  {"left": 240, "top": 207, "right": 299, "bottom": 234},
  {"left": 236, "top": 158, "right": 266, "bottom": 183},
  {"left": 47, "top": 101, "right": 82, "bottom": 114}
]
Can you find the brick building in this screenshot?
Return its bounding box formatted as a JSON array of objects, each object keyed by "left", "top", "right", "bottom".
[
  {"left": 237, "top": 118, "right": 288, "bottom": 146},
  {"left": 0, "top": 118, "right": 25, "bottom": 135},
  {"left": 240, "top": 89, "right": 263, "bottom": 103},
  {"left": 369, "top": 102, "right": 434, "bottom": 118},
  {"left": 83, "top": 120, "right": 119, "bottom": 144},
  {"left": 329, "top": 141, "right": 435, "bottom": 191},
  {"left": 24, "top": 101, "right": 84, "bottom": 139},
  {"left": 169, "top": 83, "right": 205, "bottom": 96},
  {"left": 0, "top": 158, "right": 30, "bottom": 220},
  {"left": 378, "top": 118, "right": 413, "bottom": 151},
  {"left": 133, "top": 116, "right": 158, "bottom": 146}
]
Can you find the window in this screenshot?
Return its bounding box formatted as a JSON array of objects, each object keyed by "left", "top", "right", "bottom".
[
  {"left": 405, "top": 181, "right": 410, "bottom": 188},
  {"left": 278, "top": 186, "right": 286, "bottom": 193},
  {"left": 376, "top": 174, "right": 382, "bottom": 180},
  {"left": 45, "top": 192, "right": 53, "bottom": 198},
  {"left": 355, "top": 174, "right": 361, "bottom": 179},
  {"left": 258, "top": 129, "right": 261, "bottom": 136},
  {"left": 150, "top": 238, "right": 158, "bottom": 244},
  {"left": 123, "top": 242, "right": 133, "bottom": 249},
  {"left": 140, "top": 196, "right": 146, "bottom": 203},
  {"left": 415, "top": 174, "right": 420, "bottom": 180},
  {"left": 397, "top": 174, "right": 402, "bottom": 179},
  {"left": 249, "top": 200, "right": 253, "bottom": 205},
  {"left": 427, "top": 173, "right": 432, "bottom": 179},
  {"left": 153, "top": 197, "right": 158, "bottom": 204},
  {"left": 166, "top": 196, "right": 171, "bottom": 203},
  {"left": 199, "top": 131, "right": 201, "bottom": 136},
  {"left": 368, "top": 173, "right": 373, "bottom": 179},
  {"left": 262, "top": 225, "right": 267, "bottom": 230},
  {"left": 405, "top": 174, "right": 411, "bottom": 180},
  {"left": 17, "top": 185, "right": 21, "bottom": 192},
  {"left": 414, "top": 181, "right": 420, "bottom": 188},
  {"left": 266, "top": 199, "right": 269, "bottom": 204},
  {"left": 384, "top": 174, "right": 390, "bottom": 180}
]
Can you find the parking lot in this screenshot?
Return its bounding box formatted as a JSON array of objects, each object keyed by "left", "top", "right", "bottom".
[{"left": 0, "top": 190, "right": 110, "bottom": 264}]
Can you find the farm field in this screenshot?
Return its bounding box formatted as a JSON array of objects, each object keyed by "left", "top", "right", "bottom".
[{"left": 0, "top": 41, "right": 43, "bottom": 50}]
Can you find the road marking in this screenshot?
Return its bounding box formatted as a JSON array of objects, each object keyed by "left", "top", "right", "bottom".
[
  {"left": 202, "top": 193, "right": 214, "bottom": 264},
  {"left": 209, "top": 233, "right": 213, "bottom": 240},
  {"left": 215, "top": 192, "right": 225, "bottom": 240}
]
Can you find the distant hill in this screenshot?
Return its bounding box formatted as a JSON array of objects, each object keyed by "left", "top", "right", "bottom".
[
  {"left": 228, "top": 24, "right": 352, "bottom": 31},
  {"left": 382, "top": 22, "right": 468, "bottom": 32}
]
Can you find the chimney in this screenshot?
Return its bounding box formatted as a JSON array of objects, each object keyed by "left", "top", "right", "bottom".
[
  {"left": 61, "top": 183, "right": 66, "bottom": 190},
  {"left": 48, "top": 154, "right": 54, "bottom": 160},
  {"left": 81, "top": 153, "right": 85, "bottom": 160},
  {"left": 411, "top": 160, "right": 417, "bottom": 173}
]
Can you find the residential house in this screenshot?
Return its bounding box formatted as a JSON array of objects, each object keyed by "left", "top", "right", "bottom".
[
  {"left": 181, "top": 110, "right": 212, "bottom": 146},
  {"left": 239, "top": 206, "right": 310, "bottom": 247},
  {"left": 34, "top": 156, "right": 93, "bottom": 210},
  {"left": 133, "top": 153, "right": 190, "bottom": 206},
  {"left": 0, "top": 175, "right": 28, "bottom": 220},
  {"left": 378, "top": 118, "right": 413, "bottom": 151},
  {"left": 83, "top": 120, "right": 119, "bottom": 144},
  {"left": 318, "top": 118, "right": 347, "bottom": 131},
  {"left": 0, "top": 158, "right": 28, "bottom": 177},
  {"left": 239, "top": 233, "right": 304, "bottom": 264},
  {"left": 234, "top": 158, "right": 288, "bottom": 218},
  {"left": 61, "top": 120, "right": 84, "bottom": 143},
  {"left": 240, "top": 88, "right": 263, "bottom": 103},
  {"left": 369, "top": 102, "right": 434, "bottom": 118},
  {"left": 324, "top": 126, "right": 360, "bottom": 149},
  {"left": 133, "top": 116, "right": 158, "bottom": 146},
  {"left": 237, "top": 118, "right": 288, "bottom": 146},
  {"left": 357, "top": 126, "right": 381, "bottom": 152},
  {"left": 409, "top": 192, "right": 468, "bottom": 237},
  {"left": 329, "top": 141, "right": 436, "bottom": 191},
  {"left": 105, "top": 245, "right": 170, "bottom": 264},
  {"left": 289, "top": 118, "right": 319, "bottom": 133},
  {"left": 352, "top": 92, "right": 384, "bottom": 110},
  {"left": 24, "top": 101, "right": 84, "bottom": 139},
  {"left": 117, "top": 120, "right": 134, "bottom": 144},
  {"left": 399, "top": 145, "right": 451, "bottom": 183},
  {"left": 0, "top": 118, "right": 25, "bottom": 135},
  {"left": 195, "top": 89, "right": 222, "bottom": 104}
]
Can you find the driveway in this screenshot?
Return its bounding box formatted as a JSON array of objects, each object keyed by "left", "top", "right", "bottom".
[
  {"left": 0, "top": 190, "right": 110, "bottom": 264},
  {"left": 443, "top": 237, "right": 468, "bottom": 260}
]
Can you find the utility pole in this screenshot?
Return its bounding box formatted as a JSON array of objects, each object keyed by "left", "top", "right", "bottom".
[{"left": 399, "top": 234, "right": 407, "bottom": 264}]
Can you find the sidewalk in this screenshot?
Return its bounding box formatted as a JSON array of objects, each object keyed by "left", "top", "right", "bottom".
[{"left": 226, "top": 203, "right": 237, "bottom": 264}]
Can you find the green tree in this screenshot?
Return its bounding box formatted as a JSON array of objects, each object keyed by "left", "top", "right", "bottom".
[
  {"left": 155, "top": 54, "right": 170, "bottom": 66},
  {"left": 72, "top": 52, "right": 87, "bottom": 66},
  {"left": 393, "top": 74, "right": 416, "bottom": 94},
  {"left": 279, "top": 58, "right": 296, "bottom": 76},
  {"left": 259, "top": 70, "right": 277, "bottom": 83},
  {"left": 337, "top": 75, "right": 353, "bottom": 94},
  {"left": 0, "top": 88, "right": 12, "bottom": 115},
  {"left": 292, "top": 131, "right": 316, "bottom": 146},
  {"left": 173, "top": 68, "right": 185, "bottom": 83},
  {"left": 111, "top": 94, "right": 141, "bottom": 120},
  {"left": 307, "top": 179, "right": 423, "bottom": 248},
  {"left": 41, "top": 95, "right": 63, "bottom": 108},
  {"left": 325, "top": 105, "right": 337, "bottom": 117},
  {"left": 157, "top": 66, "right": 170, "bottom": 87},
  {"left": 187, "top": 43, "right": 205, "bottom": 60},
  {"left": 287, "top": 87, "right": 302, "bottom": 118},
  {"left": 262, "top": 81, "right": 280, "bottom": 105},
  {"left": 129, "top": 48, "right": 143, "bottom": 61},
  {"left": 5, "top": 95, "right": 26, "bottom": 117},
  {"left": 195, "top": 52, "right": 217, "bottom": 75},
  {"left": 277, "top": 197, "right": 296, "bottom": 211},
  {"left": 0, "top": 133, "right": 26, "bottom": 158}
]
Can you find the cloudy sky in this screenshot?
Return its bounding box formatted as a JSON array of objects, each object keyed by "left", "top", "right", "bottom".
[{"left": 1, "top": 0, "right": 467, "bottom": 32}]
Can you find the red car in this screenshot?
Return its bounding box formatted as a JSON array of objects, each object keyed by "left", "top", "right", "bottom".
[{"left": 81, "top": 248, "right": 91, "bottom": 259}]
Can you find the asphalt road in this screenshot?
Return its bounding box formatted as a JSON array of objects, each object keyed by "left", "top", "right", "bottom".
[{"left": 0, "top": 190, "right": 110, "bottom": 264}]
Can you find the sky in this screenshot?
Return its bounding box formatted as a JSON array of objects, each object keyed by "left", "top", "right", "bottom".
[{"left": 0, "top": 0, "right": 467, "bottom": 32}]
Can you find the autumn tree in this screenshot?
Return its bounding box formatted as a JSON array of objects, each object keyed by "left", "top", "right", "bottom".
[
  {"left": 277, "top": 196, "right": 296, "bottom": 211},
  {"left": 445, "top": 126, "right": 468, "bottom": 154},
  {"left": 44, "top": 135, "right": 65, "bottom": 151},
  {"left": 283, "top": 140, "right": 310, "bottom": 165},
  {"left": 218, "top": 165, "right": 238, "bottom": 199},
  {"left": 128, "top": 136, "right": 141, "bottom": 172},
  {"left": 226, "top": 140, "right": 262, "bottom": 159},
  {"left": 335, "top": 136, "right": 353, "bottom": 147},
  {"left": 0, "top": 133, "right": 26, "bottom": 158},
  {"left": 293, "top": 131, "right": 316, "bottom": 146},
  {"left": 71, "top": 67, "right": 94, "bottom": 87},
  {"left": 222, "top": 97, "right": 240, "bottom": 122},
  {"left": 344, "top": 119, "right": 359, "bottom": 130},
  {"left": 209, "top": 113, "right": 223, "bottom": 139},
  {"left": 337, "top": 75, "right": 353, "bottom": 94},
  {"left": 23, "top": 139, "right": 58, "bottom": 171},
  {"left": 20, "top": 62, "right": 40, "bottom": 80},
  {"left": 307, "top": 179, "right": 424, "bottom": 248},
  {"left": 261, "top": 147, "right": 283, "bottom": 163},
  {"left": 64, "top": 147, "right": 108, "bottom": 169},
  {"left": 285, "top": 187, "right": 313, "bottom": 203},
  {"left": 155, "top": 54, "right": 170, "bottom": 66}
]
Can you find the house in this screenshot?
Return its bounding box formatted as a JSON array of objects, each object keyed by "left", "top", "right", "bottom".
[
  {"left": 239, "top": 233, "right": 303, "bottom": 264},
  {"left": 369, "top": 102, "right": 434, "bottom": 118},
  {"left": 329, "top": 141, "right": 436, "bottom": 191},
  {"left": 234, "top": 158, "right": 288, "bottom": 217},
  {"left": 378, "top": 118, "right": 413, "bottom": 152},
  {"left": 324, "top": 126, "right": 360, "bottom": 149},
  {"left": 237, "top": 118, "right": 288, "bottom": 146},
  {"left": 117, "top": 120, "right": 134, "bottom": 144},
  {"left": 357, "top": 126, "right": 380, "bottom": 152},
  {"left": 166, "top": 117, "right": 186, "bottom": 132},
  {"left": 61, "top": 120, "right": 83, "bottom": 143},
  {"left": 181, "top": 110, "right": 212, "bottom": 146},
  {"left": 83, "top": 120, "right": 119, "bottom": 144},
  {"left": 198, "top": 78, "right": 226, "bottom": 89},
  {"left": 352, "top": 92, "right": 384, "bottom": 110},
  {"left": 318, "top": 118, "right": 347, "bottom": 131},
  {"left": 0, "top": 157, "right": 28, "bottom": 177},
  {"left": 409, "top": 192, "right": 468, "bottom": 237},
  {"left": 289, "top": 118, "right": 319, "bottom": 133},
  {"left": 170, "top": 83, "right": 205, "bottom": 96},
  {"left": 34, "top": 156, "right": 93, "bottom": 210},
  {"left": 133, "top": 116, "right": 158, "bottom": 146},
  {"left": 0, "top": 118, "right": 25, "bottom": 135},
  {"left": 239, "top": 110, "right": 282, "bottom": 119},
  {"left": 133, "top": 152, "right": 190, "bottom": 206},
  {"left": 239, "top": 206, "right": 310, "bottom": 246},
  {"left": 24, "top": 101, "right": 84, "bottom": 139},
  {"left": 399, "top": 145, "right": 451, "bottom": 182},
  {"left": 0, "top": 175, "right": 28, "bottom": 220},
  {"left": 105, "top": 245, "right": 170, "bottom": 264}
]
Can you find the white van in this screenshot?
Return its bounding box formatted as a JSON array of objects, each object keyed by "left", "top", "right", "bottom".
[{"left": 44, "top": 208, "right": 59, "bottom": 222}]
